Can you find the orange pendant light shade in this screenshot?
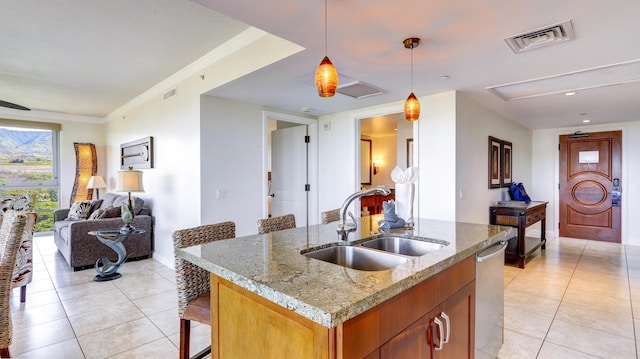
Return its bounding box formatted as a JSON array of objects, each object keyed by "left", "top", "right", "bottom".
[
  {"left": 404, "top": 92, "right": 420, "bottom": 121},
  {"left": 315, "top": 56, "right": 338, "bottom": 97}
]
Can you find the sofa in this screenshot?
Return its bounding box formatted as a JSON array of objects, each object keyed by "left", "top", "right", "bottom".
[{"left": 53, "top": 193, "right": 153, "bottom": 270}]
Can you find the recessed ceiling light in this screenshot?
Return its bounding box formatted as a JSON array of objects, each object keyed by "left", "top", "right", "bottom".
[
  {"left": 565, "top": 91, "right": 576, "bottom": 96},
  {"left": 440, "top": 75, "right": 450, "bottom": 80},
  {"left": 582, "top": 119, "right": 591, "bottom": 123}
]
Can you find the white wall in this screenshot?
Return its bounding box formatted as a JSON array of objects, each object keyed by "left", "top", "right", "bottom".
[
  {"left": 417, "top": 91, "right": 457, "bottom": 221},
  {"left": 200, "top": 96, "right": 265, "bottom": 237},
  {"left": 104, "top": 78, "right": 203, "bottom": 268},
  {"left": 101, "top": 30, "right": 303, "bottom": 268},
  {"left": 532, "top": 121, "right": 640, "bottom": 245},
  {"left": 455, "top": 93, "right": 532, "bottom": 224}
]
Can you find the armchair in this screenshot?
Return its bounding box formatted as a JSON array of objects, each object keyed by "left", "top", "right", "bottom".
[
  {"left": 0, "top": 211, "right": 28, "bottom": 358},
  {"left": 0, "top": 194, "right": 37, "bottom": 303}
]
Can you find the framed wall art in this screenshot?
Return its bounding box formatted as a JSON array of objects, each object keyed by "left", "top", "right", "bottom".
[
  {"left": 120, "top": 136, "right": 154, "bottom": 169},
  {"left": 488, "top": 136, "right": 501, "bottom": 189},
  {"left": 360, "top": 139, "right": 372, "bottom": 185},
  {"left": 501, "top": 140, "right": 513, "bottom": 187},
  {"left": 407, "top": 138, "right": 414, "bottom": 168}
]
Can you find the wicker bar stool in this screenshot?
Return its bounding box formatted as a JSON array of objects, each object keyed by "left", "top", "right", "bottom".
[
  {"left": 173, "top": 221, "right": 236, "bottom": 359},
  {"left": 257, "top": 213, "right": 296, "bottom": 234},
  {"left": 321, "top": 209, "right": 341, "bottom": 224},
  {"left": 1, "top": 211, "right": 28, "bottom": 358}
]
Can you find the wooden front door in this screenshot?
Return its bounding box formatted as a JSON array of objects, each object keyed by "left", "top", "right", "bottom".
[{"left": 559, "top": 130, "right": 621, "bottom": 242}]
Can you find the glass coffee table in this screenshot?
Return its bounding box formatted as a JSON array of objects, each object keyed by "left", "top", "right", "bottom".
[{"left": 88, "top": 229, "right": 146, "bottom": 281}]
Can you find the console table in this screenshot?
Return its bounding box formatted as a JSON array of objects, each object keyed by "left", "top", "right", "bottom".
[
  {"left": 489, "top": 201, "right": 548, "bottom": 268},
  {"left": 360, "top": 193, "right": 395, "bottom": 215}
]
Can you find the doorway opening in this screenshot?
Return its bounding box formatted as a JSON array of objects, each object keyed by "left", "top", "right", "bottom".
[{"left": 358, "top": 113, "right": 413, "bottom": 216}]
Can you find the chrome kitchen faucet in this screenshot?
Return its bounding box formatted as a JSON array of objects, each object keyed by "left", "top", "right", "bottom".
[{"left": 337, "top": 185, "right": 391, "bottom": 241}]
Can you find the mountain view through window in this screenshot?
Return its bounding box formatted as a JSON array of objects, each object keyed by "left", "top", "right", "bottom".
[{"left": 1, "top": 126, "right": 59, "bottom": 232}]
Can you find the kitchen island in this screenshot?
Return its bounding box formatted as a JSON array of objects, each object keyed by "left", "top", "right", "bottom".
[{"left": 176, "top": 216, "right": 515, "bottom": 358}]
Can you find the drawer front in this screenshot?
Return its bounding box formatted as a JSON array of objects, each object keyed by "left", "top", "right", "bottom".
[
  {"left": 494, "top": 215, "right": 519, "bottom": 226},
  {"left": 525, "top": 209, "right": 545, "bottom": 226}
]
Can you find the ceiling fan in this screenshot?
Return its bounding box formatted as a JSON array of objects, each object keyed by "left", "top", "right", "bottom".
[{"left": 0, "top": 100, "right": 30, "bottom": 111}]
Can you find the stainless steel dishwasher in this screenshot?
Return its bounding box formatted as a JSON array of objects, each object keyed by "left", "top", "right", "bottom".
[{"left": 475, "top": 240, "right": 509, "bottom": 359}]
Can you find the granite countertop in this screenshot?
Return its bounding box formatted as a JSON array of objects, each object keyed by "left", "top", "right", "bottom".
[{"left": 176, "top": 215, "right": 515, "bottom": 328}]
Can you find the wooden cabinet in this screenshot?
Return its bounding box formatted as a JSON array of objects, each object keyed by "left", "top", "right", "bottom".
[
  {"left": 361, "top": 193, "right": 395, "bottom": 215},
  {"left": 209, "top": 256, "right": 475, "bottom": 358},
  {"left": 379, "top": 277, "right": 474, "bottom": 359},
  {"left": 489, "top": 201, "right": 547, "bottom": 268}
]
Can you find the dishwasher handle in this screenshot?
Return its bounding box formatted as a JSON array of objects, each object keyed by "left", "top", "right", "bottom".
[{"left": 476, "top": 240, "right": 508, "bottom": 263}]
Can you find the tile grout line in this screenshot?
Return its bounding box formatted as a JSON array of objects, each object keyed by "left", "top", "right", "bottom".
[
  {"left": 33, "top": 236, "right": 88, "bottom": 358},
  {"left": 624, "top": 244, "right": 639, "bottom": 359},
  {"left": 534, "top": 238, "right": 587, "bottom": 359}
]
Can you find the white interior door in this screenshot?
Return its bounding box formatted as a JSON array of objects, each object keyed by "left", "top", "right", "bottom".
[{"left": 271, "top": 125, "right": 307, "bottom": 226}]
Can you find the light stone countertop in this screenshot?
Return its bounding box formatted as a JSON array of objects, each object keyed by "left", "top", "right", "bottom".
[{"left": 176, "top": 215, "right": 516, "bottom": 328}]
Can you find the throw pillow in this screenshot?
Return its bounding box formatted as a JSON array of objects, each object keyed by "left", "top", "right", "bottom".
[
  {"left": 67, "top": 200, "right": 95, "bottom": 220},
  {"left": 0, "top": 194, "right": 34, "bottom": 213},
  {"left": 98, "top": 206, "right": 122, "bottom": 219},
  {"left": 133, "top": 197, "right": 144, "bottom": 215},
  {"left": 88, "top": 208, "right": 105, "bottom": 220}
]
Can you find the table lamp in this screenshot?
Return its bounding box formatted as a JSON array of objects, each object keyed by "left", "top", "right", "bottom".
[
  {"left": 115, "top": 167, "right": 145, "bottom": 232},
  {"left": 87, "top": 175, "right": 107, "bottom": 199}
]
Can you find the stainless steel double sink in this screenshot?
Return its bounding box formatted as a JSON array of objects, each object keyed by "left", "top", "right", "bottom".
[{"left": 302, "top": 235, "right": 450, "bottom": 271}]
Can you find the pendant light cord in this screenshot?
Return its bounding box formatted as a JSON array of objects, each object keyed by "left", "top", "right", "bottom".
[
  {"left": 410, "top": 46, "right": 414, "bottom": 91},
  {"left": 324, "top": 0, "right": 328, "bottom": 55}
]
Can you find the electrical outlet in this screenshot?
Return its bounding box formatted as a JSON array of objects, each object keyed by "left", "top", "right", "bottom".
[
  {"left": 216, "top": 189, "right": 227, "bottom": 200},
  {"left": 459, "top": 189, "right": 465, "bottom": 200}
]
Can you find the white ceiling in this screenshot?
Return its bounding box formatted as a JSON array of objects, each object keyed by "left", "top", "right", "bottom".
[{"left": 2, "top": 0, "right": 639, "bottom": 130}]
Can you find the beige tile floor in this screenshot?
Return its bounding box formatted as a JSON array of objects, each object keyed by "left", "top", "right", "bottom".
[
  {"left": 8, "top": 235, "right": 211, "bottom": 359},
  {"left": 7, "top": 235, "right": 640, "bottom": 358},
  {"left": 499, "top": 236, "right": 640, "bottom": 358}
]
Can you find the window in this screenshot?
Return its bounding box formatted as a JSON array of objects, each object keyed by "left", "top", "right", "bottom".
[{"left": 1, "top": 120, "right": 60, "bottom": 232}]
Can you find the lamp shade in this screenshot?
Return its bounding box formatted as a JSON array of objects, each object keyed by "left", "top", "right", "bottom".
[
  {"left": 404, "top": 92, "right": 421, "bottom": 121},
  {"left": 87, "top": 175, "right": 107, "bottom": 189},
  {"left": 314, "top": 56, "right": 338, "bottom": 97},
  {"left": 115, "top": 169, "right": 145, "bottom": 193}
]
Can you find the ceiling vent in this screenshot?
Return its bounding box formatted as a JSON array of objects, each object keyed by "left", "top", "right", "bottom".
[
  {"left": 505, "top": 20, "right": 575, "bottom": 53},
  {"left": 336, "top": 81, "right": 385, "bottom": 99},
  {"left": 163, "top": 87, "right": 177, "bottom": 100}
]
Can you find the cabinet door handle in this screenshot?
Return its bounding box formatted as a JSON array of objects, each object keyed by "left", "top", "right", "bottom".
[
  {"left": 433, "top": 316, "right": 444, "bottom": 351},
  {"left": 441, "top": 312, "right": 450, "bottom": 344}
]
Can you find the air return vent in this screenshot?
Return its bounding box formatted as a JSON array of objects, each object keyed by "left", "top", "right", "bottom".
[
  {"left": 164, "top": 87, "right": 177, "bottom": 100},
  {"left": 505, "top": 20, "right": 575, "bottom": 53},
  {"left": 336, "top": 81, "right": 384, "bottom": 99}
]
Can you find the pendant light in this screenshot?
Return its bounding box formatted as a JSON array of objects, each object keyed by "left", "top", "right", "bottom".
[
  {"left": 315, "top": 0, "right": 338, "bottom": 97},
  {"left": 403, "top": 37, "right": 420, "bottom": 121}
]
